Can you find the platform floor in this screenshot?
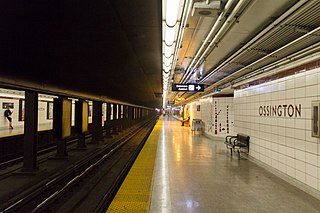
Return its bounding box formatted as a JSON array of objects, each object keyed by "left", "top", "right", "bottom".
[
  {"left": 0, "top": 123, "right": 52, "bottom": 138},
  {"left": 108, "top": 116, "right": 320, "bottom": 212}
]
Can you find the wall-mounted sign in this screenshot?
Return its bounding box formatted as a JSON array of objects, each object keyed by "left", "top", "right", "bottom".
[
  {"left": 312, "top": 101, "right": 320, "bottom": 138},
  {"left": 2, "top": 102, "right": 14, "bottom": 109},
  {"left": 172, "top": 84, "right": 204, "bottom": 92},
  {"left": 259, "top": 104, "right": 301, "bottom": 117}
]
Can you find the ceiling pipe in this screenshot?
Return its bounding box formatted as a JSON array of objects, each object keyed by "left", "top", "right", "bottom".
[
  {"left": 233, "top": 46, "right": 320, "bottom": 87},
  {"left": 185, "top": 42, "right": 320, "bottom": 104},
  {"left": 231, "top": 42, "right": 320, "bottom": 86},
  {"left": 184, "top": 0, "right": 249, "bottom": 83},
  {"left": 180, "top": 0, "right": 236, "bottom": 83},
  {"left": 217, "top": 25, "right": 320, "bottom": 82},
  {"left": 169, "top": 0, "right": 193, "bottom": 83},
  {"left": 176, "top": 0, "right": 315, "bottom": 104},
  {"left": 200, "top": 0, "right": 310, "bottom": 83}
]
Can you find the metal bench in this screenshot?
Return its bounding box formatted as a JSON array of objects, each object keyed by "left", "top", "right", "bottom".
[{"left": 225, "top": 133, "right": 250, "bottom": 159}]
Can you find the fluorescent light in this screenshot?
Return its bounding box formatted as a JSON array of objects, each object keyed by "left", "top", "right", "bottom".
[
  {"left": 164, "top": 67, "right": 171, "bottom": 73},
  {"left": 162, "top": 0, "right": 184, "bottom": 108},
  {"left": 164, "top": 25, "right": 178, "bottom": 46},
  {"left": 163, "top": 56, "right": 172, "bottom": 66},
  {"left": 164, "top": 44, "right": 174, "bottom": 57},
  {"left": 163, "top": 72, "right": 170, "bottom": 78},
  {"left": 165, "top": 0, "right": 181, "bottom": 26}
]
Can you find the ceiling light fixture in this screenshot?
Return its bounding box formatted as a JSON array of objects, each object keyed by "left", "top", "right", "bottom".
[{"left": 162, "top": 0, "right": 185, "bottom": 108}]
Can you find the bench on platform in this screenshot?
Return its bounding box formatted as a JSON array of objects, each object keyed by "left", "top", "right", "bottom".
[{"left": 225, "top": 133, "right": 250, "bottom": 159}]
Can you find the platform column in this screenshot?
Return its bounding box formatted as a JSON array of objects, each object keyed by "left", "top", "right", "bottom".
[
  {"left": 133, "top": 107, "right": 136, "bottom": 124},
  {"left": 129, "top": 106, "right": 134, "bottom": 125},
  {"left": 118, "top": 104, "right": 123, "bottom": 132},
  {"left": 127, "top": 106, "right": 131, "bottom": 126},
  {"left": 92, "top": 101, "right": 104, "bottom": 144},
  {"left": 138, "top": 108, "right": 141, "bottom": 120},
  {"left": 75, "top": 100, "right": 88, "bottom": 149},
  {"left": 21, "top": 90, "right": 39, "bottom": 172},
  {"left": 111, "top": 103, "right": 118, "bottom": 134},
  {"left": 53, "top": 97, "right": 72, "bottom": 158},
  {"left": 123, "top": 105, "right": 128, "bottom": 129},
  {"left": 104, "top": 103, "right": 112, "bottom": 138}
]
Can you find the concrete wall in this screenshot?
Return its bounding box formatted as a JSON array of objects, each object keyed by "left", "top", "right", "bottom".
[
  {"left": 188, "top": 96, "right": 234, "bottom": 138},
  {"left": 234, "top": 67, "right": 320, "bottom": 192}
]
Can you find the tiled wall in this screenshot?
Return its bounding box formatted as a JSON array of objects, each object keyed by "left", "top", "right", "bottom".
[
  {"left": 0, "top": 98, "right": 53, "bottom": 130},
  {"left": 234, "top": 67, "right": 320, "bottom": 192},
  {"left": 188, "top": 97, "right": 234, "bottom": 137}
]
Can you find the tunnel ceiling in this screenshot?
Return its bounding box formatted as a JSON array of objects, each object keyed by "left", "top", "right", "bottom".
[
  {"left": 169, "top": 0, "right": 320, "bottom": 105},
  {"left": 0, "top": 0, "right": 162, "bottom": 108}
]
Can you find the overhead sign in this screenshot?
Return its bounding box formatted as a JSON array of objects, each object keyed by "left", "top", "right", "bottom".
[
  {"left": 214, "top": 87, "right": 221, "bottom": 92},
  {"left": 168, "top": 101, "right": 175, "bottom": 105},
  {"left": 172, "top": 84, "right": 204, "bottom": 92}
]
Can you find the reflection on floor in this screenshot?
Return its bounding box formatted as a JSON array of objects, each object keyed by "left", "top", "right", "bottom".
[
  {"left": 150, "top": 116, "right": 320, "bottom": 213},
  {"left": 0, "top": 123, "right": 53, "bottom": 138}
]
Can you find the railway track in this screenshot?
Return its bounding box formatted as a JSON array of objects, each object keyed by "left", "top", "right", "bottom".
[{"left": 0, "top": 117, "right": 158, "bottom": 213}]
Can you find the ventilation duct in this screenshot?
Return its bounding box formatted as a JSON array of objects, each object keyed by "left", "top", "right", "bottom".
[{"left": 192, "top": 1, "right": 221, "bottom": 17}]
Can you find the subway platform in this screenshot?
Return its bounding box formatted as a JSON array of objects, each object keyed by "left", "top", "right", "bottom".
[{"left": 108, "top": 116, "right": 320, "bottom": 212}]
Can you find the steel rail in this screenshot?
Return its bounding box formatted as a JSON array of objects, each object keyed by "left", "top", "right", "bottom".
[{"left": 0, "top": 117, "right": 157, "bottom": 213}]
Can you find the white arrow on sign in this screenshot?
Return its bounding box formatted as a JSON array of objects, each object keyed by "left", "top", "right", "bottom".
[{"left": 196, "top": 85, "right": 201, "bottom": 91}]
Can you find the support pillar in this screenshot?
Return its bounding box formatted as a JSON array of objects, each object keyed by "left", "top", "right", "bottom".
[
  {"left": 21, "top": 90, "right": 39, "bottom": 172},
  {"left": 92, "top": 101, "right": 104, "bottom": 144},
  {"left": 111, "top": 103, "right": 118, "bottom": 135},
  {"left": 129, "top": 106, "right": 134, "bottom": 125},
  {"left": 75, "top": 100, "right": 88, "bottom": 149},
  {"left": 123, "top": 105, "right": 128, "bottom": 129},
  {"left": 118, "top": 104, "right": 123, "bottom": 132},
  {"left": 53, "top": 97, "right": 71, "bottom": 158},
  {"left": 105, "top": 103, "right": 112, "bottom": 138}
]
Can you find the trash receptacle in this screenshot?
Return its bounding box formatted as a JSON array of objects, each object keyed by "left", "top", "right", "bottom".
[{"left": 192, "top": 119, "right": 202, "bottom": 131}]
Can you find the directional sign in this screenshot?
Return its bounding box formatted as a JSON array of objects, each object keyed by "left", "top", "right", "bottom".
[{"left": 172, "top": 84, "right": 204, "bottom": 92}]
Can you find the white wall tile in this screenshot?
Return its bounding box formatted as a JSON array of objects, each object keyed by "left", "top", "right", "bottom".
[
  {"left": 286, "top": 156, "right": 295, "bottom": 167},
  {"left": 306, "top": 73, "right": 318, "bottom": 86},
  {"left": 306, "top": 174, "right": 318, "bottom": 189},
  {"left": 294, "top": 139, "right": 305, "bottom": 151},
  {"left": 295, "top": 87, "right": 306, "bottom": 98},
  {"left": 295, "top": 159, "right": 306, "bottom": 172},
  {"left": 295, "top": 149, "right": 306, "bottom": 162},
  {"left": 306, "top": 152, "right": 318, "bottom": 166},
  {"left": 278, "top": 162, "right": 286, "bottom": 173},
  {"left": 306, "top": 163, "right": 318, "bottom": 178},
  {"left": 234, "top": 67, "right": 320, "bottom": 193},
  {"left": 286, "top": 79, "right": 295, "bottom": 90},
  {"left": 286, "top": 89, "right": 295, "bottom": 99},
  {"left": 272, "top": 159, "right": 279, "bottom": 169},
  {"left": 287, "top": 166, "right": 295, "bottom": 178},
  {"left": 278, "top": 153, "right": 286, "bottom": 164},
  {"left": 294, "top": 129, "right": 305, "bottom": 140},
  {"left": 296, "top": 170, "right": 306, "bottom": 183},
  {"left": 295, "top": 119, "right": 306, "bottom": 130},
  {"left": 295, "top": 76, "right": 306, "bottom": 88},
  {"left": 306, "top": 142, "right": 317, "bottom": 155},
  {"left": 306, "top": 85, "right": 318, "bottom": 97}
]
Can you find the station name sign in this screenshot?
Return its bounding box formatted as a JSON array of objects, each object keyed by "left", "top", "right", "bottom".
[
  {"left": 172, "top": 84, "right": 204, "bottom": 92},
  {"left": 259, "top": 104, "right": 301, "bottom": 117}
]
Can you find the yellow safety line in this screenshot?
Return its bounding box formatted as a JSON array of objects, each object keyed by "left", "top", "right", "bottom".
[{"left": 107, "top": 119, "right": 162, "bottom": 213}]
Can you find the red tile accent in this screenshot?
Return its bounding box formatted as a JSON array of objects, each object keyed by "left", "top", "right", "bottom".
[{"left": 235, "top": 59, "right": 320, "bottom": 90}]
